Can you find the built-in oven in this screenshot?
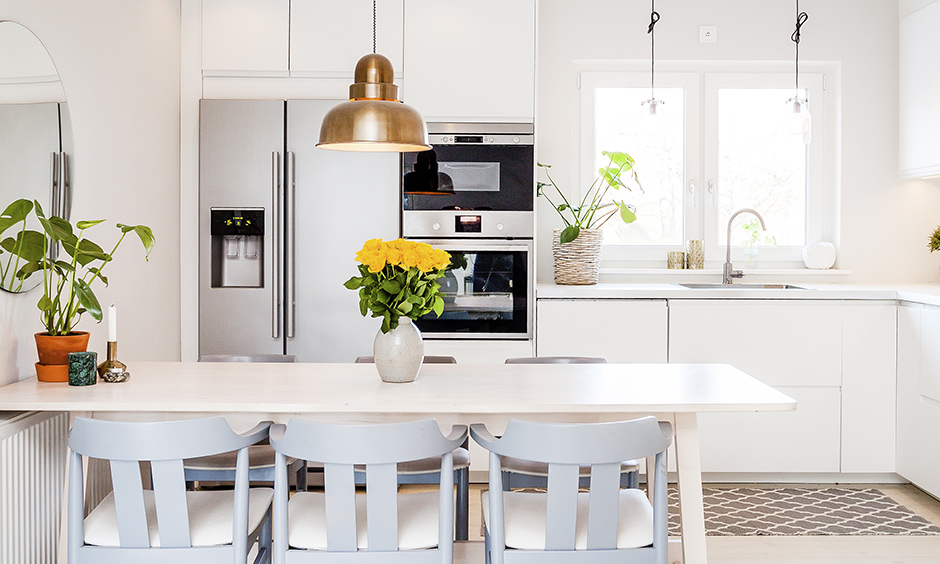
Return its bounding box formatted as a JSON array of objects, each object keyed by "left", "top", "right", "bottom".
[
  {"left": 408, "top": 239, "right": 533, "bottom": 340},
  {"left": 402, "top": 122, "right": 534, "bottom": 239}
]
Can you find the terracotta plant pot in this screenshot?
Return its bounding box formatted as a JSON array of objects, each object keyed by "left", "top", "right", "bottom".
[{"left": 34, "top": 332, "right": 90, "bottom": 383}]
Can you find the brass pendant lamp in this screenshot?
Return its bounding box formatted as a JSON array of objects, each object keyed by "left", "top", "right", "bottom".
[{"left": 317, "top": 2, "right": 430, "bottom": 152}]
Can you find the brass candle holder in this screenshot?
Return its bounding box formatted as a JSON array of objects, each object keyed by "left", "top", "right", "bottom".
[{"left": 97, "top": 341, "right": 130, "bottom": 382}]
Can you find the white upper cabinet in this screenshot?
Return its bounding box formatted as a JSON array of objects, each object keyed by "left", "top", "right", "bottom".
[
  {"left": 202, "top": 0, "right": 403, "bottom": 76},
  {"left": 402, "top": 0, "right": 536, "bottom": 122},
  {"left": 290, "top": 0, "right": 404, "bottom": 76},
  {"left": 899, "top": 0, "right": 940, "bottom": 177},
  {"left": 202, "top": 0, "right": 290, "bottom": 74}
]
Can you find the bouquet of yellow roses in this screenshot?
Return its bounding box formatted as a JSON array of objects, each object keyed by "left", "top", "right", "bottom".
[{"left": 344, "top": 238, "right": 451, "bottom": 333}]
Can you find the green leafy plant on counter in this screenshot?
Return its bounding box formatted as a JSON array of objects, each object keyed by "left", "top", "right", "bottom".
[
  {"left": 740, "top": 218, "right": 778, "bottom": 247},
  {"left": 928, "top": 226, "right": 940, "bottom": 253},
  {"left": 537, "top": 150, "right": 642, "bottom": 244},
  {"left": 0, "top": 198, "right": 154, "bottom": 335}
]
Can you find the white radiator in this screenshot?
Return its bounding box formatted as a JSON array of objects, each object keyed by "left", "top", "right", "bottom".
[{"left": 0, "top": 411, "right": 68, "bottom": 564}]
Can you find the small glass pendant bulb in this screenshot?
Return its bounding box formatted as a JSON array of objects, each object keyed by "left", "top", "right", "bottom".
[
  {"left": 786, "top": 97, "right": 811, "bottom": 136},
  {"left": 642, "top": 97, "right": 664, "bottom": 117}
]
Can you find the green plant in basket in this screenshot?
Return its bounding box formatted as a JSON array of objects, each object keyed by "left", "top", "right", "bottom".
[
  {"left": 928, "top": 226, "right": 940, "bottom": 253},
  {"left": 0, "top": 198, "right": 154, "bottom": 335},
  {"left": 344, "top": 238, "right": 451, "bottom": 333},
  {"left": 537, "top": 150, "right": 642, "bottom": 244}
]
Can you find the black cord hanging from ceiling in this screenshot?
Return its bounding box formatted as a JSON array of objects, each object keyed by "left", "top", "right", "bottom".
[
  {"left": 648, "top": 0, "right": 660, "bottom": 97},
  {"left": 791, "top": 0, "right": 808, "bottom": 91},
  {"left": 372, "top": 0, "right": 377, "bottom": 54}
]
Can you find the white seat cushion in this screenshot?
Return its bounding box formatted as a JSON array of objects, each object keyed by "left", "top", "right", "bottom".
[
  {"left": 500, "top": 456, "right": 639, "bottom": 477},
  {"left": 84, "top": 488, "right": 273, "bottom": 547},
  {"left": 482, "top": 489, "right": 653, "bottom": 550},
  {"left": 184, "top": 444, "right": 295, "bottom": 470},
  {"left": 288, "top": 491, "right": 440, "bottom": 550}
]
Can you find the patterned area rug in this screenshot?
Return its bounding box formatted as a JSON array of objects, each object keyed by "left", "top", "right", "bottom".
[{"left": 666, "top": 487, "right": 940, "bottom": 536}]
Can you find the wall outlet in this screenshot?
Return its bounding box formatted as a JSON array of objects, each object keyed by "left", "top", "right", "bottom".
[{"left": 700, "top": 26, "right": 717, "bottom": 43}]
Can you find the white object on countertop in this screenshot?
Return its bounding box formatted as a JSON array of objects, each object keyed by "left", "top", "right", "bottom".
[
  {"left": 107, "top": 304, "right": 117, "bottom": 342},
  {"left": 802, "top": 242, "right": 837, "bottom": 269}
]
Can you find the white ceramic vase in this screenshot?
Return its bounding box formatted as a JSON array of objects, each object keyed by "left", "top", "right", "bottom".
[{"left": 373, "top": 318, "right": 424, "bottom": 383}]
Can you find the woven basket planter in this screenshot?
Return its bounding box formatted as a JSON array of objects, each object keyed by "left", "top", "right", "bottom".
[{"left": 552, "top": 228, "right": 603, "bottom": 285}]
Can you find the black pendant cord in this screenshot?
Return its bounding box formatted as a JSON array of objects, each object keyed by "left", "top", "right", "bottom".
[
  {"left": 648, "top": 0, "right": 660, "bottom": 99},
  {"left": 372, "top": 0, "right": 377, "bottom": 54},
  {"left": 791, "top": 0, "right": 808, "bottom": 92}
]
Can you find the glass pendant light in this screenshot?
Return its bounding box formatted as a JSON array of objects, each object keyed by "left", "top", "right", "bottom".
[
  {"left": 786, "top": 0, "right": 811, "bottom": 142},
  {"left": 318, "top": 1, "right": 430, "bottom": 152},
  {"left": 640, "top": 0, "right": 663, "bottom": 117}
]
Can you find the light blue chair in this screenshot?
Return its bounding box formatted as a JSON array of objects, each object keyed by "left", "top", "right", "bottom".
[
  {"left": 186, "top": 354, "right": 307, "bottom": 491},
  {"left": 472, "top": 416, "right": 673, "bottom": 564},
  {"left": 270, "top": 418, "right": 468, "bottom": 563},
  {"left": 68, "top": 416, "right": 274, "bottom": 563},
  {"left": 501, "top": 357, "right": 640, "bottom": 491},
  {"left": 354, "top": 355, "right": 471, "bottom": 541}
]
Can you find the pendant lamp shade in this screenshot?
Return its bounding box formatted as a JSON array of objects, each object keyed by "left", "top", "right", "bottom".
[{"left": 318, "top": 54, "right": 430, "bottom": 152}]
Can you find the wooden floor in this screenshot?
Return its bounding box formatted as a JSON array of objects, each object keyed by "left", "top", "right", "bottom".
[{"left": 454, "top": 483, "right": 940, "bottom": 564}]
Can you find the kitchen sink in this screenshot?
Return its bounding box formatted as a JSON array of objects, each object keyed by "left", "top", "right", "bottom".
[{"left": 679, "top": 283, "right": 805, "bottom": 290}]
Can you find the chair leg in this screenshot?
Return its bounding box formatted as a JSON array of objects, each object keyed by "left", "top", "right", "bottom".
[
  {"left": 455, "top": 466, "right": 469, "bottom": 541},
  {"left": 295, "top": 461, "right": 307, "bottom": 492},
  {"left": 484, "top": 527, "right": 492, "bottom": 564},
  {"left": 501, "top": 470, "right": 511, "bottom": 491},
  {"left": 626, "top": 469, "right": 639, "bottom": 489},
  {"left": 256, "top": 506, "right": 273, "bottom": 564}
]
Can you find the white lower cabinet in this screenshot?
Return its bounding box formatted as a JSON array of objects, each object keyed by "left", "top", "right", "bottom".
[
  {"left": 536, "top": 299, "right": 668, "bottom": 362},
  {"left": 669, "top": 300, "right": 844, "bottom": 474},
  {"left": 897, "top": 302, "right": 940, "bottom": 498},
  {"left": 698, "top": 387, "right": 842, "bottom": 473}
]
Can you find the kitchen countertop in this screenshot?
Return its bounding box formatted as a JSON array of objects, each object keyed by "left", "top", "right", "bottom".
[{"left": 537, "top": 282, "right": 940, "bottom": 304}]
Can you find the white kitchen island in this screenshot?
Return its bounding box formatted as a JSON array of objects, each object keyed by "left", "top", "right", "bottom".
[{"left": 0, "top": 361, "right": 796, "bottom": 564}]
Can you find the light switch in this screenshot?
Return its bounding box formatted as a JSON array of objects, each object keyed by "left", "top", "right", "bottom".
[{"left": 700, "top": 26, "right": 717, "bottom": 43}]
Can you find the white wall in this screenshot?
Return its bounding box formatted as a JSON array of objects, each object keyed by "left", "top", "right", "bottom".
[
  {"left": 538, "top": 0, "right": 940, "bottom": 283},
  {"left": 0, "top": 0, "right": 181, "bottom": 385}
]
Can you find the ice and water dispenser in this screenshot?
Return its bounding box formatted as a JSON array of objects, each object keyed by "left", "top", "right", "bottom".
[{"left": 210, "top": 208, "right": 264, "bottom": 288}]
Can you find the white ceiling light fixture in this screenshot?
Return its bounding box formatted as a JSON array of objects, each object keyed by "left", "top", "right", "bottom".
[
  {"left": 318, "top": 1, "right": 430, "bottom": 152},
  {"left": 641, "top": 0, "right": 664, "bottom": 117},
  {"left": 786, "top": 0, "right": 811, "bottom": 142}
]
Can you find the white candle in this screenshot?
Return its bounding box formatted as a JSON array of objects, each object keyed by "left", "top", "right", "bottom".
[{"left": 108, "top": 305, "right": 117, "bottom": 342}]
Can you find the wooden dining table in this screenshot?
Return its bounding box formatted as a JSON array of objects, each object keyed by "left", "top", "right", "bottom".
[{"left": 0, "top": 361, "right": 796, "bottom": 564}]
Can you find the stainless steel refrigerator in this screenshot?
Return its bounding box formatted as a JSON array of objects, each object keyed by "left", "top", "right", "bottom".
[{"left": 199, "top": 99, "right": 399, "bottom": 361}]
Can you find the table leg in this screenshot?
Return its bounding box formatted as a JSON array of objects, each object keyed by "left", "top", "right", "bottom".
[{"left": 674, "top": 412, "right": 707, "bottom": 564}]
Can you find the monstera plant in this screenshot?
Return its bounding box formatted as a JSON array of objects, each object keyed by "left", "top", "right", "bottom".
[{"left": 0, "top": 198, "right": 154, "bottom": 381}]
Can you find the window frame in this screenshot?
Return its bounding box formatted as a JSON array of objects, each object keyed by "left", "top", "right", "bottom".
[{"left": 576, "top": 60, "right": 838, "bottom": 268}]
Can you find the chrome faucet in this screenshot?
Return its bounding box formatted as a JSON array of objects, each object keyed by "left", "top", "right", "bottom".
[{"left": 723, "top": 208, "right": 767, "bottom": 285}]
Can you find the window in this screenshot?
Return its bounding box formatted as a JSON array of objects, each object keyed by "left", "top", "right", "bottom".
[{"left": 578, "top": 63, "right": 835, "bottom": 267}]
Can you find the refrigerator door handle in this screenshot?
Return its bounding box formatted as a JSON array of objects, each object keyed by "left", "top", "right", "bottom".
[
  {"left": 60, "top": 152, "right": 71, "bottom": 221},
  {"left": 286, "top": 151, "right": 296, "bottom": 339},
  {"left": 272, "top": 151, "right": 282, "bottom": 339}
]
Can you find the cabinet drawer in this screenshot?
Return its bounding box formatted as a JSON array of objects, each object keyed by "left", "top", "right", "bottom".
[
  {"left": 669, "top": 300, "right": 842, "bottom": 387},
  {"left": 537, "top": 299, "right": 668, "bottom": 362},
  {"left": 699, "top": 387, "right": 841, "bottom": 473}
]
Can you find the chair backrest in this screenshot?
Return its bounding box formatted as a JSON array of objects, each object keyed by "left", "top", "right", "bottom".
[
  {"left": 271, "top": 419, "right": 467, "bottom": 553},
  {"left": 355, "top": 355, "right": 457, "bottom": 364},
  {"left": 504, "top": 356, "right": 608, "bottom": 364},
  {"left": 471, "top": 417, "right": 672, "bottom": 553},
  {"left": 68, "top": 416, "right": 267, "bottom": 550},
  {"left": 199, "top": 353, "right": 297, "bottom": 363}
]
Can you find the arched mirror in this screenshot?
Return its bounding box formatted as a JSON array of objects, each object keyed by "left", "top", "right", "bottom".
[{"left": 0, "top": 21, "right": 71, "bottom": 293}]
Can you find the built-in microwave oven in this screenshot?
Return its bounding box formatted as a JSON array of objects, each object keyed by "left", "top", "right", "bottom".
[
  {"left": 402, "top": 123, "right": 534, "bottom": 239},
  {"left": 409, "top": 239, "right": 533, "bottom": 340}
]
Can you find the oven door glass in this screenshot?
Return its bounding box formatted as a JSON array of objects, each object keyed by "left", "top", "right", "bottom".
[
  {"left": 402, "top": 144, "right": 533, "bottom": 211},
  {"left": 414, "top": 247, "right": 529, "bottom": 337}
]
